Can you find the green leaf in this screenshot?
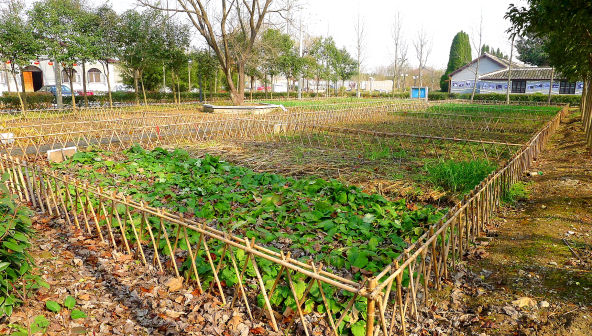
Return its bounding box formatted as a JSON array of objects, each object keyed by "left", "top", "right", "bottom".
[
  {"left": 314, "top": 201, "right": 333, "bottom": 213},
  {"left": 70, "top": 309, "right": 87, "bottom": 319},
  {"left": 64, "top": 296, "right": 76, "bottom": 310},
  {"left": 362, "top": 214, "right": 375, "bottom": 224},
  {"left": 351, "top": 321, "right": 366, "bottom": 336},
  {"left": 0, "top": 262, "right": 10, "bottom": 271},
  {"left": 9, "top": 332, "right": 27, "bottom": 336},
  {"left": 368, "top": 237, "right": 378, "bottom": 251},
  {"left": 34, "top": 315, "right": 50, "bottom": 328},
  {"left": 46, "top": 301, "right": 61, "bottom": 313},
  {"left": 3, "top": 241, "right": 23, "bottom": 253}
]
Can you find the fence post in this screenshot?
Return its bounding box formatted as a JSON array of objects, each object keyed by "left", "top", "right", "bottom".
[{"left": 366, "top": 277, "right": 377, "bottom": 336}]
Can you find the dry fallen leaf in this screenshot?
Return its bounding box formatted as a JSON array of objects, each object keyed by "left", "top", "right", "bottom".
[
  {"left": 227, "top": 315, "right": 242, "bottom": 330},
  {"left": 512, "top": 297, "right": 537, "bottom": 308},
  {"left": 250, "top": 326, "right": 265, "bottom": 334},
  {"left": 164, "top": 309, "right": 186, "bottom": 318},
  {"left": 78, "top": 294, "right": 90, "bottom": 301},
  {"left": 165, "top": 277, "right": 184, "bottom": 292}
]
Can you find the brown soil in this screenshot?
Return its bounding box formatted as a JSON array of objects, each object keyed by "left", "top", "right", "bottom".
[{"left": 450, "top": 110, "right": 592, "bottom": 335}]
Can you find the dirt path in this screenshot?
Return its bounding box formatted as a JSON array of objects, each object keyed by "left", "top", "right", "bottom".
[{"left": 448, "top": 110, "right": 592, "bottom": 335}]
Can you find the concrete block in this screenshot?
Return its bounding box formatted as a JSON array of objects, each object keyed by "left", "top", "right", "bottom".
[
  {"left": 47, "top": 146, "right": 77, "bottom": 163},
  {"left": 0, "top": 133, "right": 14, "bottom": 144}
]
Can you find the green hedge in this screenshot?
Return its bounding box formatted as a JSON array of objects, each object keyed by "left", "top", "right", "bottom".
[{"left": 428, "top": 92, "right": 581, "bottom": 105}]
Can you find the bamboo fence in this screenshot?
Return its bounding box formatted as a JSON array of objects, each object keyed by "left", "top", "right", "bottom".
[{"left": 0, "top": 103, "right": 568, "bottom": 335}]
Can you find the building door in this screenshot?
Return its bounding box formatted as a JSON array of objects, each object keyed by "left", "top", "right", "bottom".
[{"left": 23, "top": 72, "right": 34, "bottom": 92}]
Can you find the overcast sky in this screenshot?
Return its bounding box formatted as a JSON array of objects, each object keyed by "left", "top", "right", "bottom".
[{"left": 105, "top": 0, "right": 526, "bottom": 71}]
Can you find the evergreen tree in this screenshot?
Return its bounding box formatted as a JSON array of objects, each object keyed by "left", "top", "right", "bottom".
[
  {"left": 440, "top": 31, "right": 472, "bottom": 92},
  {"left": 515, "top": 33, "right": 549, "bottom": 66}
]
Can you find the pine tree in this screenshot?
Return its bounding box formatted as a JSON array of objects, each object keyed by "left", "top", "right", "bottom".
[{"left": 440, "top": 31, "right": 472, "bottom": 92}]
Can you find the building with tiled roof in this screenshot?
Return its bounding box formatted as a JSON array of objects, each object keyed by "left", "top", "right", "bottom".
[{"left": 448, "top": 53, "right": 583, "bottom": 95}]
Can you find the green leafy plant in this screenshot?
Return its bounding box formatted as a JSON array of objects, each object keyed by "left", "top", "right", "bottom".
[
  {"left": 425, "top": 159, "right": 497, "bottom": 195},
  {"left": 0, "top": 173, "right": 46, "bottom": 317},
  {"left": 45, "top": 300, "right": 61, "bottom": 313},
  {"left": 7, "top": 314, "right": 49, "bottom": 336},
  {"left": 55, "top": 147, "right": 445, "bottom": 333}
]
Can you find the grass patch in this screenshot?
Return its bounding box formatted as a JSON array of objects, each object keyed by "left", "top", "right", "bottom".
[
  {"left": 502, "top": 182, "right": 532, "bottom": 205},
  {"left": 425, "top": 159, "right": 497, "bottom": 194}
]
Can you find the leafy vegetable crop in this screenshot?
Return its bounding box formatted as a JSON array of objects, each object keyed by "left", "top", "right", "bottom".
[{"left": 55, "top": 146, "right": 445, "bottom": 334}]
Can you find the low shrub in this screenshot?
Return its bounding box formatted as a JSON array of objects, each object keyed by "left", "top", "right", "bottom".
[
  {"left": 425, "top": 159, "right": 497, "bottom": 195},
  {"left": 431, "top": 92, "right": 581, "bottom": 106}
]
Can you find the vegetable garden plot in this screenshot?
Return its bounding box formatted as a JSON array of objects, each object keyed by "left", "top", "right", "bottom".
[
  {"left": 34, "top": 146, "right": 445, "bottom": 335},
  {"left": 338, "top": 113, "right": 547, "bottom": 145},
  {"left": 0, "top": 105, "right": 568, "bottom": 335},
  {"left": 258, "top": 125, "right": 521, "bottom": 165}
]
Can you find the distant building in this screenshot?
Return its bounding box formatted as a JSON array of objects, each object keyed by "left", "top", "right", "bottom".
[
  {"left": 0, "top": 59, "right": 123, "bottom": 94},
  {"left": 448, "top": 53, "right": 582, "bottom": 95}
]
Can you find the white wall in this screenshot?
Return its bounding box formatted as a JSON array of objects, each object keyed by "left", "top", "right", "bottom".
[
  {"left": 450, "top": 57, "right": 507, "bottom": 94},
  {"left": 0, "top": 60, "right": 122, "bottom": 94},
  {"left": 480, "top": 80, "right": 584, "bottom": 95}
]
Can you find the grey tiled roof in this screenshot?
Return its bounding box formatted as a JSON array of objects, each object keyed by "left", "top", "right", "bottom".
[
  {"left": 480, "top": 68, "right": 565, "bottom": 80},
  {"left": 449, "top": 53, "right": 521, "bottom": 77}
]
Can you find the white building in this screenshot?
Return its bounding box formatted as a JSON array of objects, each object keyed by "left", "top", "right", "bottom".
[
  {"left": 449, "top": 53, "right": 582, "bottom": 95},
  {"left": 0, "top": 59, "right": 123, "bottom": 94}
]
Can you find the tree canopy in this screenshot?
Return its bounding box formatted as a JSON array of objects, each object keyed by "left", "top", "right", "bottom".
[
  {"left": 440, "top": 31, "right": 472, "bottom": 92},
  {"left": 515, "top": 33, "right": 549, "bottom": 66}
]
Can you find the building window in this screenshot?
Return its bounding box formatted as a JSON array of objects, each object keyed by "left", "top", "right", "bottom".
[
  {"left": 559, "top": 81, "right": 576, "bottom": 94},
  {"left": 62, "top": 70, "right": 79, "bottom": 83},
  {"left": 88, "top": 68, "right": 102, "bottom": 83},
  {"left": 511, "top": 80, "right": 526, "bottom": 93}
]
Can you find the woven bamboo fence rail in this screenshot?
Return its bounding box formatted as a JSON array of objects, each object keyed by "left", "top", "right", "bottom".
[{"left": 0, "top": 103, "right": 567, "bottom": 335}]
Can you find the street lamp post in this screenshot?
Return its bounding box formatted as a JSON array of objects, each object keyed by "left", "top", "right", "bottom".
[
  {"left": 413, "top": 76, "right": 418, "bottom": 87},
  {"left": 188, "top": 59, "right": 192, "bottom": 93},
  {"left": 400, "top": 74, "right": 408, "bottom": 91}
]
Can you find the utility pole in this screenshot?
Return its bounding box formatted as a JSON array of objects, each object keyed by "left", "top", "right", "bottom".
[{"left": 298, "top": 8, "right": 303, "bottom": 99}]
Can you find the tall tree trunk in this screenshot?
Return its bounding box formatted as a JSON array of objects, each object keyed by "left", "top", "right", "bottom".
[
  {"left": 270, "top": 74, "right": 274, "bottom": 99},
  {"left": 264, "top": 72, "right": 268, "bottom": 99},
  {"left": 10, "top": 67, "right": 24, "bottom": 113},
  {"left": 209, "top": 74, "right": 213, "bottom": 101},
  {"left": 171, "top": 71, "right": 177, "bottom": 104},
  {"left": 177, "top": 71, "right": 181, "bottom": 104},
  {"left": 53, "top": 61, "right": 63, "bottom": 110},
  {"left": 286, "top": 76, "right": 290, "bottom": 98},
  {"left": 547, "top": 68, "right": 554, "bottom": 105},
  {"left": 581, "top": 76, "right": 587, "bottom": 118},
  {"left": 134, "top": 70, "right": 140, "bottom": 106},
  {"left": 470, "top": 58, "right": 481, "bottom": 103},
  {"left": 4, "top": 63, "right": 10, "bottom": 94},
  {"left": 214, "top": 68, "right": 219, "bottom": 98},
  {"left": 101, "top": 61, "right": 113, "bottom": 110},
  {"left": 68, "top": 70, "right": 76, "bottom": 112},
  {"left": 82, "top": 63, "right": 88, "bottom": 108},
  {"left": 250, "top": 75, "right": 254, "bottom": 100},
  {"left": 140, "top": 71, "right": 149, "bottom": 108},
  {"left": 235, "top": 63, "right": 246, "bottom": 105},
  {"left": 506, "top": 36, "right": 515, "bottom": 105}
]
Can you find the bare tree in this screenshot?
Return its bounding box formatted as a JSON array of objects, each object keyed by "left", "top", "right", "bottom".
[
  {"left": 412, "top": 26, "right": 432, "bottom": 87},
  {"left": 139, "top": 0, "right": 295, "bottom": 106},
  {"left": 469, "top": 14, "right": 484, "bottom": 102},
  {"left": 353, "top": 9, "right": 367, "bottom": 98},
  {"left": 506, "top": 35, "right": 515, "bottom": 104},
  {"left": 389, "top": 11, "right": 406, "bottom": 95}
]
